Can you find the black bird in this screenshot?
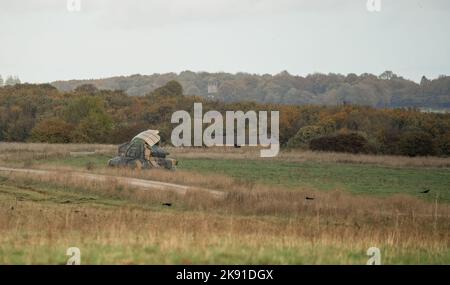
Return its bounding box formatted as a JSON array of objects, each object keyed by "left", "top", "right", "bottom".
[
  {"left": 305, "top": 197, "right": 315, "bottom": 200},
  {"left": 234, "top": 144, "right": 241, "bottom": 148},
  {"left": 420, "top": 189, "right": 430, "bottom": 194},
  {"left": 162, "top": 203, "right": 172, "bottom": 207}
]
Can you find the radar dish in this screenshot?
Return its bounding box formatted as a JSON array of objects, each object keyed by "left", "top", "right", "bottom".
[{"left": 132, "top": 129, "right": 160, "bottom": 146}]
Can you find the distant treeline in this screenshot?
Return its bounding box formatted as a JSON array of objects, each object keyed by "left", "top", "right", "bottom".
[
  {"left": 51, "top": 71, "right": 450, "bottom": 108},
  {"left": 1, "top": 81, "right": 449, "bottom": 157}
]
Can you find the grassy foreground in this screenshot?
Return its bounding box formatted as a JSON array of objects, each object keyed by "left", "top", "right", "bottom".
[
  {"left": 0, "top": 180, "right": 448, "bottom": 264},
  {"left": 0, "top": 143, "right": 449, "bottom": 264}
]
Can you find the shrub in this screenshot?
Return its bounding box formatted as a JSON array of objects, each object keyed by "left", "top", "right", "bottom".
[
  {"left": 398, "top": 131, "right": 436, "bottom": 157},
  {"left": 74, "top": 84, "right": 98, "bottom": 94},
  {"left": 436, "top": 133, "right": 450, "bottom": 156},
  {"left": 376, "top": 128, "right": 401, "bottom": 155},
  {"left": 30, "top": 118, "right": 74, "bottom": 143},
  {"left": 148, "top": 80, "right": 183, "bottom": 97},
  {"left": 109, "top": 122, "right": 149, "bottom": 144},
  {"left": 71, "top": 112, "right": 113, "bottom": 143},
  {"left": 287, "top": 125, "right": 325, "bottom": 148},
  {"left": 309, "top": 133, "right": 368, "bottom": 153}
]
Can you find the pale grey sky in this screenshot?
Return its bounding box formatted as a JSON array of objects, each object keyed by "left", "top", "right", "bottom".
[{"left": 0, "top": 0, "right": 449, "bottom": 83}]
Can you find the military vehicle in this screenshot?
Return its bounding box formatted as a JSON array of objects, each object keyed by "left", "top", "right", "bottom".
[{"left": 108, "top": 130, "right": 177, "bottom": 170}]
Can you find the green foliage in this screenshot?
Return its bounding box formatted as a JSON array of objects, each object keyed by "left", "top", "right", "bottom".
[
  {"left": 398, "top": 131, "right": 436, "bottom": 157},
  {"left": 63, "top": 96, "right": 107, "bottom": 125},
  {"left": 148, "top": 80, "right": 183, "bottom": 98},
  {"left": 71, "top": 112, "right": 113, "bottom": 143},
  {"left": 51, "top": 72, "right": 450, "bottom": 108},
  {"left": 436, "top": 133, "right": 450, "bottom": 156},
  {"left": 287, "top": 125, "right": 326, "bottom": 148},
  {"left": 309, "top": 133, "right": 369, "bottom": 154},
  {"left": 30, "top": 118, "right": 73, "bottom": 143},
  {"left": 109, "top": 122, "right": 149, "bottom": 144},
  {"left": 0, "top": 82, "right": 449, "bottom": 156},
  {"left": 0, "top": 105, "right": 35, "bottom": 141},
  {"left": 74, "top": 84, "right": 98, "bottom": 94}
]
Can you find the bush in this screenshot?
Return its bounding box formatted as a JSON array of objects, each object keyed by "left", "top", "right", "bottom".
[
  {"left": 376, "top": 128, "right": 401, "bottom": 155},
  {"left": 74, "top": 84, "right": 98, "bottom": 94},
  {"left": 287, "top": 125, "right": 325, "bottom": 148},
  {"left": 309, "top": 133, "right": 368, "bottom": 153},
  {"left": 71, "top": 112, "right": 113, "bottom": 143},
  {"left": 30, "top": 118, "right": 74, "bottom": 143},
  {"left": 398, "top": 131, "right": 436, "bottom": 157},
  {"left": 436, "top": 133, "right": 450, "bottom": 156},
  {"left": 109, "top": 122, "right": 149, "bottom": 144},
  {"left": 148, "top": 80, "right": 183, "bottom": 97}
]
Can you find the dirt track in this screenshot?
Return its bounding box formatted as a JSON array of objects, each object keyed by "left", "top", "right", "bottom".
[{"left": 0, "top": 166, "right": 224, "bottom": 198}]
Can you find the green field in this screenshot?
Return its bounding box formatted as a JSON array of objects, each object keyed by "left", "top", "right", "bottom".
[
  {"left": 40, "top": 154, "right": 450, "bottom": 202},
  {"left": 179, "top": 158, "right": 450, "bottom": 202}
]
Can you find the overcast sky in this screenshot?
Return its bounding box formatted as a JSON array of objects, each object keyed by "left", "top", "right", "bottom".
[{"left": 0, "top": 0, "right": 449, "bottom": 83}]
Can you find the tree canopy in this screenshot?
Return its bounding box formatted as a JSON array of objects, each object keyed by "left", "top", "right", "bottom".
[
  {"left": 51, "top": 71, "right": 450, "bottom": 108},
  {"left": 1, "top": 81, "right": 449, "bottom": 156}
]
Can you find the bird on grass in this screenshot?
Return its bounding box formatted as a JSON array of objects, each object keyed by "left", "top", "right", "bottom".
[
  {"left": 162, "top": 203, "right": 172, "bottom": 207},
  {"left": 305, "top": 197, "right": 315, "bottom": 200},
  {"left": 420, "top": 189, "right": 430, "bottom": 194}
]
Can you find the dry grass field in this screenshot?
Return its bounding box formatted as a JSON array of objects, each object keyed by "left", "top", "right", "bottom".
[{"left": 0, "top": 143, "right": 449, "bottom": 264}]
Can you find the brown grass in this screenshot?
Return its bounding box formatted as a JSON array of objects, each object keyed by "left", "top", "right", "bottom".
[
  {"left": 0, "top": 142, "right": 115, "bottom": 167},
  {"left": 168, "top": 146, "right": 450, "bottom": 168},
  {"left": 0, "top": 169, "right": 448, "bottom": 264},
  {"left": 3, "top": 168, "right": 449, "bottom": 228},
  {"left": 0, "top": 142, "right": 449, "bottom": 263},
  {"left": 1, "top": 142, "right": 450, "bottom": 168}
]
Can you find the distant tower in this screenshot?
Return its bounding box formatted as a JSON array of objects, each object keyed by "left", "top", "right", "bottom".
[
  {"left": 207, "top": 80, "right": 219, "bottom": 99},
  {"left": 207, "top": 81, "right": 218, "bottom": 94}
]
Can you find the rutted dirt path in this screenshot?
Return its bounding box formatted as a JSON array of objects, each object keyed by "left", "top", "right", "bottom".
[{"left": 0, "top": 166, "right": 224, "bottom": 198}]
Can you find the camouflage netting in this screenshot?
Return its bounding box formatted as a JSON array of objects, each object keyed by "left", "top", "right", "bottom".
[{"left": 108, "top": 130, "right": 176, "bottom": 170}]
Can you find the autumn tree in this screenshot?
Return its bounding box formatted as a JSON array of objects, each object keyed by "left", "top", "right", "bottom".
[
  {"left": 310, "top": 133, "right": 369, "bottom": 154},
  {"left": 287, "top": 125, "right": 327, "bottom": 149},
  {"left": 74, "top": 84, "right": 99, "bottom": 94},
  {"left": 71, "top": 112, "right": 113, "bottom": 143},
  {"left": 60, "top": 96, "right": 113, "bottom": 143},
  {"left": 398, "top": 131, "right": 436, "bottom": 156},
  {"left": 148, "top": 80, "right": 183, "bottom": 98},
  {"left": 63, "top": 96, "right": 108, "bottom": 125},
  {"left": 30, "top": 118, "right": 73, "bottom": 143}
]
